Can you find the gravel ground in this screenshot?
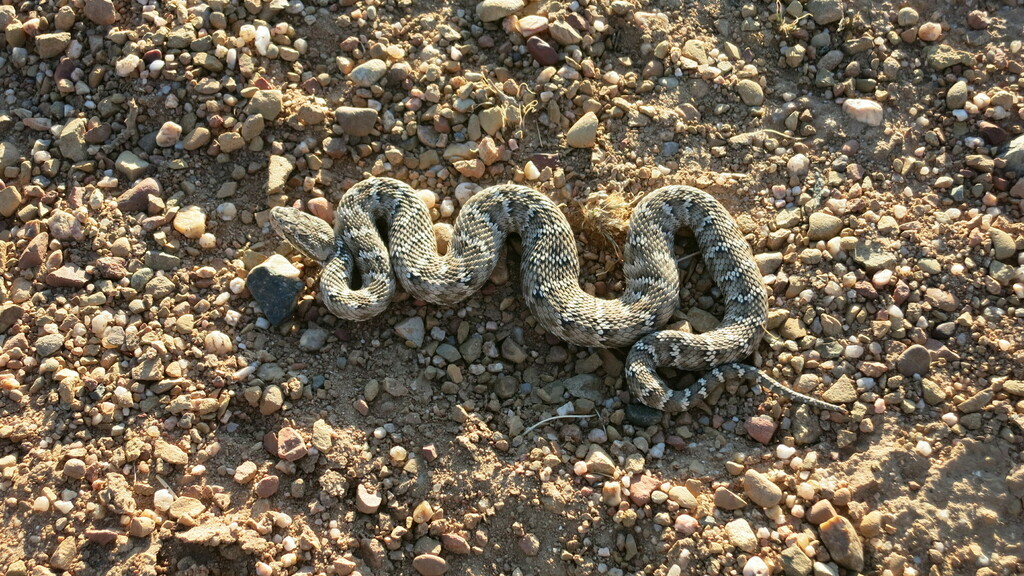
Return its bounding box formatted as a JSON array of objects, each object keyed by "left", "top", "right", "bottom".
[{"left": 1, "top": 0, "right": 1024, "bottom": 575}]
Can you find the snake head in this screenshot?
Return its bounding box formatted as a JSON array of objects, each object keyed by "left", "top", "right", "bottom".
[{"left": 269, "top": 206, "right": 337, "bottom": 264}]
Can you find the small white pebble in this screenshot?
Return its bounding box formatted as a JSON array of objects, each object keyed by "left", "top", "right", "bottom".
[
  {"left": 573, "top": 461, "right": 588, "bottom": 476},
  {"left": 915, "top": 440, "right": 933, "bottom": 457},
  {"left": 776, "top": 444, "right": 797, "bottom": 460},
  {"left": 32, "top": 496, "right": 50, "bottom": 512},
  {"left": 941, "top": 412, "right": 958, "bottom": 426}
]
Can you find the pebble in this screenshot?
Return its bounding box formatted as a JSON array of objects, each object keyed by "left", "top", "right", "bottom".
[
  {"left": 395, "top": 316, "right": 426, "bottom": 347},
  {"left": 714, "top": 487, "right": 747, "bottom": 510},
  {"left": 115, "top": 150, "right": 149, "bottom": 179},
  {"left": 476, "top": 0, "right": 524, "bottom": 22},
  {"left": 806, "top": 499, "right": 837, "bottom": 524},
  {"left": 173, "top": 206, "right": 206, "bottom": 239},
  {"left": 36, "top": 32, "right": 71, "bottom": 58},
  {"left": 808, "top": 212, "right": 843, "bottom": 240},
  {"left": 584, "top": 445, "right": 617, "bottom": 476},
  {"left": 743, "top": 469, "right": 782, "bottom": 508},
  {"left": 896, "top": 344, "right": 931, "bottom": 376},
  {"left": 277, "top": 427, "right": 308, "bottom": 461},
  {"left": 267, "top": 155, "right": 294, "bottom": 194},
  {"left": 246, "top": 90, "right": 282, "bottom": 120},
  {"left": 412, "top": 553, "right": 449, "bottom": 576},
  {"left": 736, "top": 79, "right": 764, "bottom": 106},
  {"left": 255, "top": 475, "right": 280, "bottom": 498},
  {"left": 674, "top": 514, "right": 699, "bottom": 534},
  {"left": 356, "top": 484, "right": 383, "bottom": 514},
  {"left": 84, "top": 0, "right": 116, "bottom": 25},
  {"left": 743, "top": 556, "right": 770, "bottom": 576},
  {"left": 842, "top": 99, "right": 884, "bottom": 126},
  {"left": 335, "top": 106, "right": 379, "bottom": 137},
  {"left": 917, "top": 22, "right": 942, "bottom": 42},
  {"left": 58, "top": 118, "right": 88, "bottom": 162},
  {"left": 349, "top": 59, "right": 388, "bottom": 87},
  {"left": 946, "top": 80, "right": 968, "bottom": 110},
  {"left": 806, "top": 0, "right": 843, "bottom": 25},
  {"left": 725, "top": 518, "right": 757, "bottom": 552},
  {"left": 246, "top": 255, "right": 303, "bottom": 325},
  {"left": 744, "top": 416, "right": 777, "bottom": 445},
  {"left": 819, "top": 515, "right": 865, "bottom": 571},
  {"left": 782, "top": 546, "right": 814, "bottom": 576},
  {"left": 787, "top": 153, "right": 809, "bottom": 177},
  {"left": 566, "top": 112, "right": 598, "bottom": 148},
  {"left": 299, "top": 326, "right": 330, "bottom": 351},
  {"left": 526, "top": 36, "right": 558, "bottom": 66}
]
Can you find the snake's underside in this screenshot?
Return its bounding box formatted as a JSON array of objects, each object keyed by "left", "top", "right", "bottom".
[{"left": 270, "top": 177, "right": 845, "bottom": 415}]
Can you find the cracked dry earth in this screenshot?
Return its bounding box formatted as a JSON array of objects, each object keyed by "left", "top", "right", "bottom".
[{"left": 1, "top": 0, "right": 1024, "bottom": 575}]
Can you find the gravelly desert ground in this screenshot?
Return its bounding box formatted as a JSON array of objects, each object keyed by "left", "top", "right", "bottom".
[{"left": 1, "top": 0, "right": 1024, "bottom": 575}]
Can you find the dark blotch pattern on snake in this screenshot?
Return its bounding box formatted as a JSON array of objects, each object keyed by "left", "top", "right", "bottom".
[{"left": 270, "top": 177, "right": 845, "bottom": 414}]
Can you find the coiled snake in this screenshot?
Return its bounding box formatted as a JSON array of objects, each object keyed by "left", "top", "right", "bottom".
[{"left": 270, "top": 177, "right": 845, "bottom": 415}]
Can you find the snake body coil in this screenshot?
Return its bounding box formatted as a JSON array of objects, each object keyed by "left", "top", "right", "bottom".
[{"left": 270, "top": 177, "right": 844, "bottom": 414}]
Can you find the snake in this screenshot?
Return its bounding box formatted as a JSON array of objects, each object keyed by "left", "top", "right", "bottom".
[{"left": 269, "top": 177, "right": 846, "bottom": 415}]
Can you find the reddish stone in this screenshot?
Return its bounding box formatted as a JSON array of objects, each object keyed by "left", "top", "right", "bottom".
[
  {"left": 745, "top": 416, "right": 777, "bottom": 445},
  {"left": 46, "top": 265, "right": 88, "bottom": 288},
  {"left": 277, "top": 427, "right": 308, "bottom": 461},
  {"left": 84, "top": 529, "right": 118, "bottom": 544},
  {"left": 19, "top": 232, "right": 48, "bottom": 269},
  {"left": 116, "top": 177, "right": 161, "bottom": 213},
  {"left": 627, "top": 473, "right": 660, "bottom": 506},
  {"left": 255, "top": 475, "right": 280, "bottom": 498},
  {"left": 94, "top": 256, "right": 127, "bottom": 280},
  {"left": 526, "top": 36, "right": 558, "bottom": 66},
  {"left": 978, "top": 121, "right": 1008, "bottom": 146}
]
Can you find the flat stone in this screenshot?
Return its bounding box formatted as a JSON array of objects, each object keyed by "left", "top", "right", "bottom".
[
  {"left": 395, "top": 316, "right": 425, "bottom": 347},
  {"left": 896, "top": 344, "right": 931, "bottom": 376},
  {"left": 714, "top": 487, "right": 747, "bottom": 510},
  {"left": 245, "top": 89, "right": 283, "bottom": 120},
  {"left": 745, "top": 415, "right": 777, "bottom": 444},
  {"left": 806, "top": 0, "right": 842, "bottom": 24},
  {"left": 852, "top": 240, "right": 896, "bottom": 272},
  {"left": 36, "top": 32, "right": 71, "bottom": 58},
  {"left": 990, "top": 228, "right": 1016, "bottom": 260},
  {"left": 277, "top": 427, "right": 308, "bottom": 461},
  {"left": 822, "top": 376, "right": 857, "bottom": 404},
  {"left": 58, "top": 118, "right": 89, "bottom": 162},
  {"left": 0, "top": 187, "right": 22, "bottom": 218},
  {"left": 267, "top": 155, "right": 294, "bottom": 194},
  {"left": 526, "top": 36, "right": 558, "bottom": 66},
  {"left": 129, "top": 517, "right": 156, "bottom": 538},
  {"left": 725, "top": 518, "right": 757, "bottom": 552},
  {"left": 584, "top": 444, "right": 617, "bottom": 476},
  {"left": 335, "top": 106, "right": 378, "bottom": 137},
  {"left": 412, "top": 553, "right": 449, "bottom": 576},
  {"left": 168, "top": 496, "right": 205, "bottom": 519},
  {"left": 84, "top": 0, "right": 117, "bottom": 25},
  {"left": 820, "top": 515, "right": 865, "bottom": 572},
  {"left": 255, "top": 475, "right": 280, "bottom": 498},
  {"left": 842, "top": 98, "right": 884, "bottom": 126},
  {"left": 566, "top": 111, "right": 598, "bottom": 148},
  {"left": 35, "top": 333, "right": 65, "bottom": 357},
  {"left": 781, "top": 546, "right": 814, "bottom": 576},
  {"left": 349, "top": 59, "right": 387, "bottom": 87},
  {"left": 155, "top": 440, "right": 189, "bottom": 466},
  {"left": 742, "top": 469, "right": 782, "bottom": 508},
  {"left": 49, "top": 536, "right": 77, "bottom": 570},
  {"left": 441, "top": 534, "right": 471, "bottom": 554},
  {"left": 45, "top": 265, "right": 89, "bottom": 288},
  {"left": 356, "top": 483, "right": 383, "bottom": 514},
  {"left": 808, "top": 212, "right": 842, "bottom": 240},
  {"left": 233, "top": 460, "right": 259, "bottom": 484},
  {"left": 1003, "top": 380, "right": 1024, "bottom": 397},
  {"left": 0, "top": 303, "right": 25, "bottom": 333},
  {"left": 115, "top": 150, "right": 150, "bottom": 179},
  {"left": 19, "top": 232, "right": 47, "bottom": 269},
  {"left": 476, "top": 0, "right": 524, "bottom": 22},
  {"left": 246, "top": 255, "right": 303, "bottom": 325}
]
